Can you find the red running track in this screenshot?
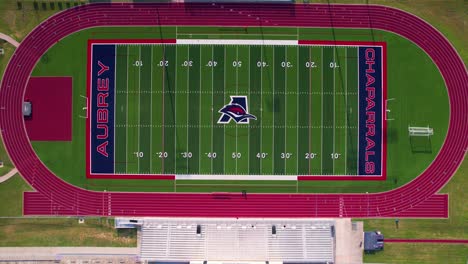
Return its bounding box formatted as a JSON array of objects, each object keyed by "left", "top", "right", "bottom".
[
  {"left": 385, "top": 239, "right": 468, "bottom": 244},
  {"left": 0, "top": 3, "right": 466, "bottom": 218}
]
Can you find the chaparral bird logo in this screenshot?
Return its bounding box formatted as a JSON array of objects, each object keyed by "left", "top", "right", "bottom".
[{"left": 218, "top": 96, "right": 257, "bottom": 124}]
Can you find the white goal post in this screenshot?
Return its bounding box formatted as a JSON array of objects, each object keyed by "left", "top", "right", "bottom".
[{"left": 408, "top": 126, "right": 434, "bottom": 137}]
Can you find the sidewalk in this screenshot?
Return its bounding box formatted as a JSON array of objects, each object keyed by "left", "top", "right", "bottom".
[
  {"left": 0, "top": 32, "right": 20, "bottom": 48},
  {"left": 0, "top": 168, "right": 18, "bottom": 183},
  {"left": 0, "top": 247, "right": 138, "bottom": 260}
]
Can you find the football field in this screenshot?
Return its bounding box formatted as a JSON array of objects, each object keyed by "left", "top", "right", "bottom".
[{"left": 88, "top": 39, "right": 385, "bottom": 179}]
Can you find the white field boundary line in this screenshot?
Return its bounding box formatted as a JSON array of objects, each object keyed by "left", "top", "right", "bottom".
[
  {"left": 176, "top": 174, "right": 298, "bottom": 181},
  {"left": 90, "top": 41, "right": 385, "bottom": 179},
  {"left": 177, "top": 39, "right": 298, "bottom": 46},
  {"left": 113, "top": 45, "right": 117, "bottom": 174}
]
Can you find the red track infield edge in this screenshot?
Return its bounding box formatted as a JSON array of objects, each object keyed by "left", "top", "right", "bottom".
[
  {"left": 0, "top": 3, "right": 467, "bottom": 218},
  {"left": 385, "top": 239, "right": 468, "bottom": 244}
]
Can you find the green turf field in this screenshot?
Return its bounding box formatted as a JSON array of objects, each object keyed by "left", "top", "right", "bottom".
[
  {"left": 110, "top": 43, "right": 361, "bottom": 177},
  {"left": 30, "top": 26, "right": 449, "bottom": 193}
]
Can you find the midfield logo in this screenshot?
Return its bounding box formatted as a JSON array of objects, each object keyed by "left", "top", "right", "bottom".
[{"left": 217, "top": 96, "right": 257, "bottom": 124}]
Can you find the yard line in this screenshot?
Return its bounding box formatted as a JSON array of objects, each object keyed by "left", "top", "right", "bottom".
[
  {"left": 174, "top": 44, "right": 178, "bottom": 174},
  {"left": 138, "top": 46, "right": 142, "bottom": 173},
  {"left": 161, "top": 44, "right": 166, "bottom": 174},
  {"left": 187, "top": 45, "right": 190, "bottom": 174},
  {"left": 224, "top": 45, "right": 226, "bottom": 173},
  {"left": 284, "top": 46, "right": 287, "bottom": 174},
  {"left": 345, "top": 47, "right": 348, "bottom": 174},
  {"left": 332, "top": 47, "right": 337, "bottom": 174},
  {"left": 272, "top": 46, "right": 275, "bottom": 174},
  {"left": 248, "top": 45, "right": 250, "bottom": 174},
  {"left": 236, "top": 45, "right": 239, "bottom": 174},
  {"left": 149, "top": 45, "right": 153, "bottom": 174},
  {"left": 125, "top": 45, "right": 129, "bottom": 173},
  {"left": 296, "top": 46, "right": 299, "bottom": 175},
  {"left": 260, "top": 45, "right": 263, "bottom": 173},
  {"left": 309, "top": 47, "right": 312, "bottom": 175},
  {"left": 211, "top": 45, "right": 214, "bottom": 174},
  {"left": 199, "top": 45, "right": 202, "bottom": 175},
  {"left": 320, "top": 47, "right": 323, "bottom": 174}
]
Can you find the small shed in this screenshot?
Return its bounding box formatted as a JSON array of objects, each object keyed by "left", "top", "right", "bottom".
[{"left": 364, "top": 231, "right": 384, "bottom": 253}]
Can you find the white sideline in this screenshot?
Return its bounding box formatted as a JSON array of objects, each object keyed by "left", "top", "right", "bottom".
[
  {"left": 177, "top": 39, "right": 299, "bottom": 46},
  {"left": 176, "top": 174, "right": 297, "bottom": 180}
]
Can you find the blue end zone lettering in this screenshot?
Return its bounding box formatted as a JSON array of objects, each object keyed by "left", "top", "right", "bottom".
[
  {"left": 91, "top": 44, "right": 115, "bottom": 174},
  {"left": 358, "top": 47, "right": 383, "bottom": 176}
]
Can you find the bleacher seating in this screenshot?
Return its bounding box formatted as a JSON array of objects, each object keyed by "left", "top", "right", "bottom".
[{"left": 140, "top": 218, "right": 334, "bottom": 262}]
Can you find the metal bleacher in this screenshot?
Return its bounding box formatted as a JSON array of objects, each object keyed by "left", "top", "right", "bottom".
[{"left": 139, "top": 218, "right": 335, "bottom": 263}]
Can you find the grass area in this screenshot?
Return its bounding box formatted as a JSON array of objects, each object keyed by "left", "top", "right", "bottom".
[
  {"left": 30, "top": 26, "right": 449, "bottom": 193},
  {"left": 309, "top": 0, "right": 467, "bottom": 64},
  {"left": 0, "top": 135, "right": 14, "bottom": 176},
  {"left": 0, "top": 218, "right": 136, "bottom": 247},
  {"left": 358, "top": 156, "right": 468, "bottom": 239},
  {"left": 0, "top": 1, "right": 62, "bottom": 41},
  {"left": 0, "top": 174, "right": 31, "bottom": 216},
  {"left": 364, "top": 243, "right": 468, "bottom": 264},
  {"left": 359, "top": 155, "right": 468, "bottom": 262}
]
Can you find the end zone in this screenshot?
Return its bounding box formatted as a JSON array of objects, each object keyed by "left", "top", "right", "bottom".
[{"left": 86, "top": 39, "right": 176, "bottom": 180}]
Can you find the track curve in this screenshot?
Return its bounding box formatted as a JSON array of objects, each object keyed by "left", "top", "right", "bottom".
[{"left": 0, "top": 3, "right": 466, "bottom": 217}]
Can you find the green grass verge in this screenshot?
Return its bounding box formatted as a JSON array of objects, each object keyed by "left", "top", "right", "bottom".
[
  {"left": 0, "top": 218, "right": 136, "bottom": 247},
  {"left": 0, "top": 174, "right": 31, "bottom": 216},
  {"left": 364, "top": 243, "right": 468, "bottom": 264}
]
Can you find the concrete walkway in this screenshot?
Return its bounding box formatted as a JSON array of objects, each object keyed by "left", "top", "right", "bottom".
[
  {"left": 0, "top": 168, "right": 17, "bottom": 183},
  {"left": 0, "top": 32, "right": 20, "bottom": 48},
  {"left": 0, "top": 247, "right": 138, "bottom": 260}
]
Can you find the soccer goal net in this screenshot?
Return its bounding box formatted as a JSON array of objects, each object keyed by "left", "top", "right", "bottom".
[{"left": 408, "top": 126, "right": 434, "bottom": 137}]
